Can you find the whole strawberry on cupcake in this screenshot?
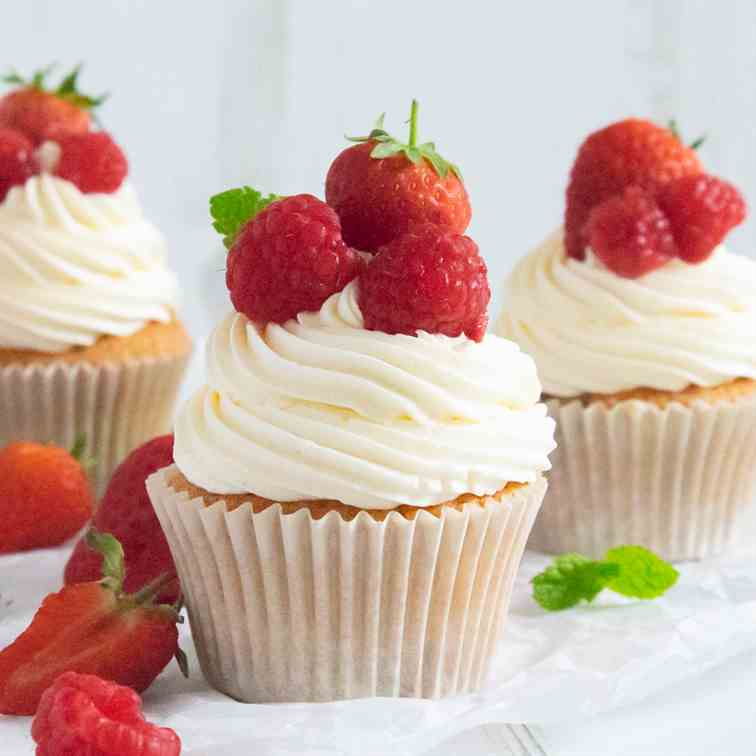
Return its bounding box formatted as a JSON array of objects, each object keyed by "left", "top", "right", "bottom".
[
  {"left": 0, "top": 64, "right": 190, "bottom": 494},
  {"left": 147, "top": 101, "right": 556, "bottom": 703},
  {"left": 497, "top": 118, "right": 756, "bottom": 560}
]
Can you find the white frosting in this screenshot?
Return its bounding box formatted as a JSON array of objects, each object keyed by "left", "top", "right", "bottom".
[
  {"left": 174, "top": 280, "right": 555, "bottom": 509},
  {"left": 0, "top": 174, "right": 178, "bottom": 352},
  {"left": 497, "top": 230, "right": 756, "bottom": 397}
]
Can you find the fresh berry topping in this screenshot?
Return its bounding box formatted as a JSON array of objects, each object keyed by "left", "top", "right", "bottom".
[
  {"left": 65, "top": 435, "right": 179, "bottom": 603},
  {"left": 0, "top": 127, "right": 37, "bottom": 201},
  {"left": 224, "top": 192, "right": 365, "bottom": 324},
  {"left": 658, "top": 173, "right": 747, "bottom": 262},
  {"left": 54, "top": 131, "right": 128, "bottom": 193},
  {"left": 0, "top": 438, "right": 94, "bottom": 554},
  {"left": 0, "top": 64, "right": 105, "bottom": 144},
  {"left": 32, "top": 672, "right": 181, "bottom": 756},
  {"left": 326, "top": 101, "right": 471, "bottom": 251},
  {"left": 585, "top": 186, "right": 677, "bottom": 278},
  {"left": 359, "top": 223, "right": 490, "bottom": 341},
  {"left": 0, "top": 532, "right": 182, "bottom": 715},
  {"left": 565, "top": 118, "right": 702, "bottom": 259}
]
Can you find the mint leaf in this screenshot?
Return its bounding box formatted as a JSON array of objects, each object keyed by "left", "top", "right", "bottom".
[
  {"left": 532, "top": 553, "right": 619, "bottom": 611},
  {"left": 210, "top": 186, "right": 279, "bottom": 249},
  {"left": 605, "top": 545, "right": 679, "bottom": 599}
]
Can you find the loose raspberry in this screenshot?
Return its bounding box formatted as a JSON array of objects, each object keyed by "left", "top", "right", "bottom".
[
  {"left": 658, "top": 173, "right": 747, "bottom": 263},
  {"left": 326, "top": 101, "right": 471, "bottom": 251},
  {"left": 55, "top": 131, "right": 128, "bottom": 193},
  {"left": 0, "top": 127, "right": 37, "bottom": 201},
  {"left": 359, "top": 223, "right": 490, "bottom": 341},
  {"left": 566, "top": 118, "right": 702, "bottom": 259},
  {"left": 32, "top": 672, "right": 181, "bottom": 756},
  {"left": 226, "top": 193, "right": 365, "bottom": 324},
  {"left": 585, "top": 186, "right": 677, "bottom": 278}
]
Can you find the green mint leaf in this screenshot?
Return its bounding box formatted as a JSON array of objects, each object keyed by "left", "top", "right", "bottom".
[
  {"left": 532, "top": 553, "right": 619, "bottom": 611},
  {"left": 86, "top": 529, "right": 125, "bottom": 593},
  {"left": 210, "top": 186, "right": 279, "bottom": 249},
  {"left": 604, "top": 545, "right": 679, "bottom": 599},
  {"left": 370, "top": 141, "right": 404, "bottom": 159}
]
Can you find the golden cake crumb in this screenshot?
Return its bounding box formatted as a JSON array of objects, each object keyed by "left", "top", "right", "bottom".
[{"left": 167, "top": 468, "right": 523, "bottom": 522}]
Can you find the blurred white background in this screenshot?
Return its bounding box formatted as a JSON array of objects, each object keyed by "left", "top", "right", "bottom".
[{"left": 6, "top": 0, "right": 756, "bottom": 347}]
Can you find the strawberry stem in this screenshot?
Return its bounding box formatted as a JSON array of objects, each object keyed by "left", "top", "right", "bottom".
[
  {"left": 132, "top": 572, "right": 178, "bottom": 605},
  {"left": 408, "top": 99, "right": 419, "bottom": 148}
]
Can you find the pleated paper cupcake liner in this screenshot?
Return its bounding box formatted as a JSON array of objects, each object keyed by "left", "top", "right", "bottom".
[
  {"left": 0, "top": 354, "right": 189, "bottom": 496},
  {"left": 529, "top": 394, "right": 756, "bottom": 561},
  {"left": 147, "top": 466, "right": 547, "bottom": 702}
]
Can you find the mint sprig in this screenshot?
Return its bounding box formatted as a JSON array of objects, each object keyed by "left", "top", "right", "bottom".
[
  {"left": 209, "top": 186, "right": 280, "bottom": 249},
  {"left": 532, "top": 545, "right": 679, "bottom": 611},
  {"left": 2, "top": 63, "right": 107, "bottom": 110},
  {"left": 346, "top": 99, "right": 462, "bottom": 180}
]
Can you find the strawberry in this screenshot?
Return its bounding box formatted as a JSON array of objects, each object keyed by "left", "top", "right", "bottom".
[
  {"left": 325, "top": 100, "right": 471, "bottom": 251},
  {"left": 54, "top": 131, "right": 128, "bottom": 194},
  {"left": 585, "top": 186, "right": 677, "bottom": 278},
  {"left": 0, "top": 531, "right": 183, "bottom": 716},
  {"left": 0, "top": 127, "right": 37, "bottom": 201},
  {"left": 0, "top": 438, "right": 94, "bottom": 554},
  {"left": 32, "top": 672, "right": 181, "bottom": 756},
  {"left": 0, "top": 64, "right": 105, "bottom": 144},
  {"left": 658, "top": 173, "right": 747, "bottom": 263},
  {"left": 65, "top": 435, "right": 179, "bottom": 603},
  {"left": 359, "top": 223, "right": 490, "bottom": 341},
  {"left": 565, "top": 118, "right": 702, "bottom": 259}
]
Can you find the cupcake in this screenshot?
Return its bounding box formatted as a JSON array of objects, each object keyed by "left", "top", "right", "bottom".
[
  {"left": 0, "top": 65, "right": 190, "bottom": 494},
  {"left": 498, "top": 118, "right": 756, "bottom": 561},
  {"left": 148, "top": 104, "right": 555, "bottom": 701}
]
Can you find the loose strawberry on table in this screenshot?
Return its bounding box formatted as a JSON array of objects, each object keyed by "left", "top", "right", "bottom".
[
  {"left": 325, "top": 100, "right": 471, "bottom": 251},
  {"left": 0, "top": 64, "right": 105, "bottom": 145},
  {"left": 33, "top": 672, "right": 181, "bottom": 756},
  {"left": 65, "top": 435, "right": 180, "bottom": 604},
  {"left": 0, "top": 439, "right": 94, "bottom": 554},
  {"left": 0, "top": 531, "right": 183, "bottom": 716}
]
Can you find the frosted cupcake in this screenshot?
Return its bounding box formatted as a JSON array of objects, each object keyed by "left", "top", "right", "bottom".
[
  {"left": 149, "top": 104, "right": 555, "bottom": 701},
  {"left": 498, "top": 118, "right": 756, "bottom": 560},
  {"left": 0, "top": 65, "right": 190, "bottom": 494}
]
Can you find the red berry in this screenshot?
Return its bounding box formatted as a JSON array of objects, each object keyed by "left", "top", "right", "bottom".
[
  {"left": 32, "top": 672, "right": 181, "bottom": 756},
  {"left": 0, "top": 532, "right": 180, "bottom": 715},
  {"left": 0, "top": 441, "right": 94, "bottom": 554},
  {"left": 566, "top": 118, "right": 702, "bottom": 259},
  {"left": 0, "top": 88, "right": 91, "bottom": 145},
  {"left": 54, "top": 131, "right": 128, "bottom": 193},
  {"left": 359, "top": 223, "right": 490, "bottom": 341},
  {"left": 0, "top": 127, "right": 37, "bottom": 201},
  {"left": 585, "top": 186, "right": 677, "bottom": 278},
  {"left": 326, "top": 141, "right": 471, "bottom": 251},
  {"left": 65, "top": 435, "right": 179, "bottom": 603},
  {"left": 658, "top": 173, "right": 747, "bottom": 263},
  {"left": 227, "top": 193, "right": 365, "bottom": 324}
]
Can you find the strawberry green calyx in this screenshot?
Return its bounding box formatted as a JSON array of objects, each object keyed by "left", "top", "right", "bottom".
[
  {"left": 346, "top": 99, "right": 462, "bottom": 180},
  {"left": 86, "top": 529, "right": 126, "bottom": 594},
  {"left": 2, "top": 63, "right": 107, "bottom": 110},
  {"left": 667, "top": 119, "right": 706, "bottom": 151},
  {"left": 210, "top": 186, "right": 281, "bottom": 249}
]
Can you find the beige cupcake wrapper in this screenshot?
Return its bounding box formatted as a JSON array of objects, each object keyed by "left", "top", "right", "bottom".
[
  {"left": 147, "top": 466, "right": 547, "bottom": 702},
  {"left": 0, "top": 354, "right": 189, "bottom": 496},
  {"left": 529, "top": 394, "right": 756, "bottom": 561}
]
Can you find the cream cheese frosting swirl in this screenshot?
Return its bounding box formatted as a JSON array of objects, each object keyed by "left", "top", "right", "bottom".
[
  {"left": 175, "top": 280, "right": 555, "bottom": 509},
  {"left": 497, "top": 230, "right": 756, "bottom": 397},
  {"left": 0, "top": 174, "right": 178, "bottom": 352}
]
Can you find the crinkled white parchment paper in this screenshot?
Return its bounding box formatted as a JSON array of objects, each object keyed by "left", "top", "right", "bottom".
[{"left": 2, "top": 535, "right": 755, "bottom": 756}]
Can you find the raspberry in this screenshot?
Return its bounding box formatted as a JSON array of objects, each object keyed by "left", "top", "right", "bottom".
[
  {"left": 658, "top": 173, "right": 747, "bottom": 263},
  {"left": 0, "top": 128, "right": 37, "bottom": 201},
  {"left": 32, "top": 672, "right": 181, "bottom": 756},
  {"left": 566, "top": 118, "right": 702, "bottom": 259},
  {"left": 54, "top": 131, "right": 128, "bottom": 193},
  {"left": 226, "top": 193, "right": 365, "bottom": 324},
  {"left": 359, "top": 223, "right": 490, "bottom": 341},
  {"left": 585, "top": 186, "right": 677, "bottom": 278}
]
